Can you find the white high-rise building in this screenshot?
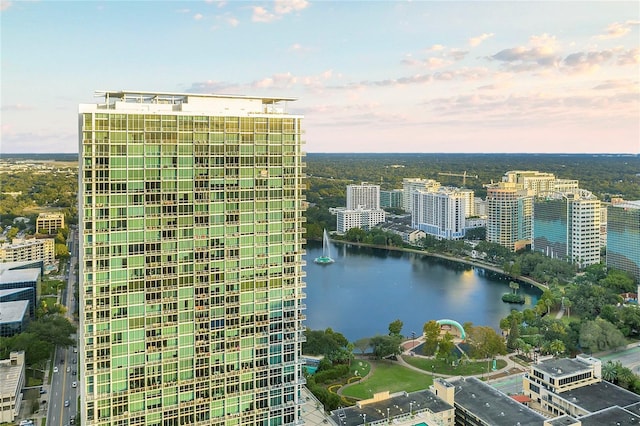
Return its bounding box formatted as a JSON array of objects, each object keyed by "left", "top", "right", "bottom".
[
  {"left": 79, "top": 90, "right": 307, "bottom": 426},
  {"left": 346, "top": 183, "right": 380, "bottom": 210},
  {"left": 502, "top": 171, "right": 579, "bottom": 196},
  {"left": 337, "top": 209, "right": 386, "bottom": 234},
  {"left": 411, "top": 188, "right": 467, "bottom": 240},
  {"left": 402, "top": 178, "right": 440, "bottom": 213}
]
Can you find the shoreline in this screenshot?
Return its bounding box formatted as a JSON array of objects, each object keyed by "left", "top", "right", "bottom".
[{"left": 327, "top": 239, "right": 549, "bottom": 292}]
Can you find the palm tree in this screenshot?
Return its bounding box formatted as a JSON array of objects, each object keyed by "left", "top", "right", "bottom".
[
  {"left": 509, "top": 281, "right": 520, "bottom": 295},
  {"left": 563, "top": 299, "right": 572, "bottom": 318},
  {"left": 601, "top": 361, "right": 618, "bottom": 382}
]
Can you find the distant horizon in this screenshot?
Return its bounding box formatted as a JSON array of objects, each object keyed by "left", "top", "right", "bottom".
[{"left": 2, "top": 152, "right": 639, "bottom": 157}]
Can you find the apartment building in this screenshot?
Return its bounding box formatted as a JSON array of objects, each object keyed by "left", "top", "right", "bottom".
[
  {"left": 486, "top": 182, "right": 533, "bottom": 251},
  {"left": 0, "top": 237, "right": 55, "bottom": 266},
  {"left": 79, "top": 90, "right": 307, "bottom": 426},
  {"left": 346, "top": 183, "right": 380, "bottom": 210}
]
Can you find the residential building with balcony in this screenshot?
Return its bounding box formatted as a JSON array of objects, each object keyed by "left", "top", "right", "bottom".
[{"left": 79, "top": 90, "right": 307, "bottom": 426}]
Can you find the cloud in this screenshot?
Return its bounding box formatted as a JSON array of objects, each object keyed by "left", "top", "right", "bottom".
[
  {"left": 194, "top": 13, "right": 204, "bottom": 21},
  {"left": 274, "top": 0, "right": 309, "bottom": 15},
  {"left": 469, "top": 32, "right": 494, "bottom": 47},
  {"left": 596, "top": 20, "right": 640, "bottom": 40},
  {"left": 253, "top": 72, "right": 297, "bottom": 89},
  {"left": 226, "top": 16, "right": 239, "bottom": 27},
  {"left": 592, "top": 79, "right": 639, "bottom": 92},
  {"left": 447, "top": 49, "right": 468, "bottom": 61},
  {"left": 617, "top": 48, "right": 640, "bottom": 66},
  {"left": 562, "top": 50, "right": 614, "bottom": 74},
  {"left": 0, "top": 1, "right": 12, "bottom": 12},
  {"left": 402, "top": 56, "right": 451, "bottom": 70},
  {"left": 252, "top": 6, "right": 277, "bottom": 23},
  {"left": 176, "top": 8, "right": 190, "bottom": 14},
  {"left": 252, "top": 0, "right": 309, "bottom": 23},
  {"left": 489, "top": 34, "right": 560, "bottom": 71},
  {"left": 185, "top": 80, "right": 241, "bottom": 93},
  {"left": 428, "top": 44, "right": 445, "bottom": 52}
]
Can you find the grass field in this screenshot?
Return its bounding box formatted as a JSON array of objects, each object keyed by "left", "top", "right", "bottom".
[
  {"left": 402, "top": 356, "right": 507, "bottom": 375},
  {"left": 341, "top": 361, "right": 432, "bottom": 399}
]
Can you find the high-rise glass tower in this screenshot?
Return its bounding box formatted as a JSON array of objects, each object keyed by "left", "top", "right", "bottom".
[
  {"left": 79, "top": 91, "right": 307, "bottom": 426},
  {"left": 607, "top": 200, "right": 640, "bottom": 283}
]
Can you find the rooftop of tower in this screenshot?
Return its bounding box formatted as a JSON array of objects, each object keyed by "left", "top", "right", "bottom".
[{"left": 95, "top": 90, "right": 297, "bottom": 104}]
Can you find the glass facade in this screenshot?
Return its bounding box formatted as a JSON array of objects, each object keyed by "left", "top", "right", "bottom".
[
  {"left": 79, "top": 92, "right": 307, "bottom": 426},
  {"left": 607, "top": 202, "right": 640, "bottom": 283}
]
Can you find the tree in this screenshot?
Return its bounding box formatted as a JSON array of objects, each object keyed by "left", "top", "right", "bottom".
[
  {"left": 353, "top": 337, "right": 371, "bottom": 355},
  {"left": 509, "top": 281, "right": 520, "bottom": 295},
  {"left": 466, "top": 325, "right": 506, "bottom": 359},
  {"left": 344, "top": 227, "right": 367, "bottom": 243},
  {"left": 370, "top": 334, "right": 403, "bottom": 359},
  {"left": 545, "top": 339, "right": 566, "bottom": 356},
  {"left": 437, "top": 332, "right": 456, "bottom": 364},
  {"left": 422, "top": 320, "right": 441, "bottom": 356},
  {"left": 579, "top": 319, "right": 627, "bottom": 353},
  {"left": 602, "top": 361, "right": 618, "bottom": 382},
  {"left": 388, "top": 319, "right": 403, "bottom": 337},
  {"left": 506, "top": 316, "right": 521, "bottom": 351}
]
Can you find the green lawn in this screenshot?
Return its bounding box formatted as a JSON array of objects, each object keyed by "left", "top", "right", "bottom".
[
  {"left": 402, "top": 356, "right": 507, "bottom": 375},
  {"left": 341, "top": 361, "right": 432, "bottom": 399}
]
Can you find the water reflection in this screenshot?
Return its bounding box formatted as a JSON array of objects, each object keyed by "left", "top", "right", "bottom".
[{"left": 304, "top": 240, "right": 541, "bottom": 341}]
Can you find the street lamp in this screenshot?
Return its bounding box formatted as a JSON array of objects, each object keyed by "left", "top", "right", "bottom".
[
  {"left": 361, "top": 413, "right": 366, "bottom": 425},
  {"left": 409, "top": 401, "right": 414, "bottom": 415},
  {"left": 411, "top": 331, "right": 416, "bottom": 349},
  {"left": 386, "top": 407, "right": 390, "bottom": 424}
]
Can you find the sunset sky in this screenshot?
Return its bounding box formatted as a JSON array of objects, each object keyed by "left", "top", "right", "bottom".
[{"left": 1, "top": 0, "right": 639, "bottom": 153}]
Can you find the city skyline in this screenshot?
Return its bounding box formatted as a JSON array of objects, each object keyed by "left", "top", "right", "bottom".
[{"left": 2, "top": 0, "right": 639, "bottom": 154}]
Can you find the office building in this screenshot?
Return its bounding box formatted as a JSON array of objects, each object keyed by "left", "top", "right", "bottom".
[
  {"left": 0, "top": 261, "right": 41, "bottom": 319},
  {"left": 79, "top": 90, "right": 307, "bottom": 425},
  {"left": 502, "top": 171, "right": 578, "bottom": 196},
  {"left": 523, "top": 355, "right": 640, "bottom": 419},
  {"left": 533, "top": 190, "right": 601, "bottom": 268},
  {"left": 346, "top": 183, "right": 380, "bottom": 210},
  {"left": 380, "top": 189, "right": 403, "bottom": 209},
  {"left": 402, "top": 178, "right": 440, "bottom": 213},
  {"left": 36, "top": 212, "right": 65, "bottom": 234},
  {"left": 486, "top": 182, "right": 533, "bottom": 251},
  {"left": 606, "top": 200, "right": 640, "bottom": 283},
  {"left": 411, "top": 188, "right": 467, "bottom": 240}
]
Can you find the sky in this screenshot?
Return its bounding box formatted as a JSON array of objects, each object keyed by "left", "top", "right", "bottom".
[{"left": 1, "top": 1, "right": 639, "bottom": 154}]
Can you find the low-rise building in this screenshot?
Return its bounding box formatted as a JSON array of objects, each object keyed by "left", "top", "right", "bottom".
[
  {"left": 443, "top": 376, "right": 546, "bottom": 425},
  {"left": 0, "top": 300, "right": 30, "bottom": 337},
  {"left": 36, "top": 212, "right": 65, "bottom": 234},
  {"left": 0, "top": 261, "right": 42, "bottom": 319},
  {"left": 0, "top": 237, "right": 55, "bottom": 266},
  {"left": 523, "top": 355, "right": 640, "bottom": 418},
  {"left": 0, "top": 351, "right": 26, "bottom": 424},
  {"left": 330, "top": 388, "right": 454, "bottom": 426}
]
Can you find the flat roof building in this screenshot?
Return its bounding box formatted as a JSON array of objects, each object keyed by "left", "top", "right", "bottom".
[
  {"left": 607, "top": 200, "right": 640, "bottom": 283},
  {"left": 79, "top": 90, "right": 307, "bottom": 425},
  {"left": 0, "top": 351, "right": 26, "bottom": 424},
  {"left": 36, "top": 212, "right": 65, "bottom": 234},
  {"left": 0, "top": 237, "right": 55, "bottom": 266}
]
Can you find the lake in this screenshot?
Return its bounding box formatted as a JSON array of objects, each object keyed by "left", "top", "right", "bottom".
[{"left": 303, "top": 240, "right": 541, "bottom": 342}]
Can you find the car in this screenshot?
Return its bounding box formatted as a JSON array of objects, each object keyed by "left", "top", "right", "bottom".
[
  {"left": 66, "top": 367, "right": 71, "bottom": 373},
  {"left": 53, "top": 367, "right": 58, "bottom": 373},
  {"left": 73, "top": 358, "right": 77, "bottom": 364},
  {"left": 70, "top": 418, "right": 75, "bottom": 424},
  {"left": 72, "top": 381, "right": 77, "bottom": 388},
  {"left": 64, "top": 400, "right": 70, "bottom": 407},
  {"left": 39, "top": 388, "right": 46, "bottom": 394},
  {"left": 72, "top": 370, "right": 77, "bottom": 376},
  {"left": 73, "top": 347, "right": 78, "bottom": 353}
]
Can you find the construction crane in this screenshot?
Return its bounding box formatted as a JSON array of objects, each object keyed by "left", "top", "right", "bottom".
[{"left": 438, "top": 171, "right": 478, "bottom": 187}]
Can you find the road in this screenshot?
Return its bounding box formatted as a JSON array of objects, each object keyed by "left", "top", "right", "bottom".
[
  {"left": 47, "top": 227, "right": 79, "bottom": 426},
  {"left": 597, "top": 344, "right": 640, "bottom": 375}
]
